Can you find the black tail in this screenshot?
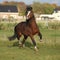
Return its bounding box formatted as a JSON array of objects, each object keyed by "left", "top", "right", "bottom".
[
  {"left": 8, "top": 33, "right": 17, "bottom": 41},
  {"left": 8, "top": 25, "right": 18, "bottom": 41}
]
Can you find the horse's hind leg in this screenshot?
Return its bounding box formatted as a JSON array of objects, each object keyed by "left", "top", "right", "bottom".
[
  {"left": 30, "top": 35, "right": 38, "bottom": 51},
  {"left": 21, "top": 35, "right": 28, "bottom": 47},
  {"left": 38, "top": 32, "right": 42, "bottom": 42}
]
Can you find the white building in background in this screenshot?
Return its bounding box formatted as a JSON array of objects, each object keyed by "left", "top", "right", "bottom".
[
  {"left": 52, "top": 7, "right": 60, "bottom": 20},
  {"left": 39, "top": 7, "right": 60, "bottom": 21}
]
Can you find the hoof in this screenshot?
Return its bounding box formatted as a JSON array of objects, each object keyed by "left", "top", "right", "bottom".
[
  {"left": 34, "top": 46, "right": 38, "bottom": 51},
  {"left": 19, "top": 44, "right": 25, "bottom": 48}
]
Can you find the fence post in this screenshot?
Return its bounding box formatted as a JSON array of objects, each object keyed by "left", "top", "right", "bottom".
[{"left": 45, "top": 18, "right": 49, "bottom": 28}]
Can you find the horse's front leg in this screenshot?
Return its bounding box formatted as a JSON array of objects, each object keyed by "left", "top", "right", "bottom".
[
  {"left": 21, "top": 35, "right": 28, "bottom": 47},
  {"left": 38, "top": 32, "right": 42, "bottom": 42}
]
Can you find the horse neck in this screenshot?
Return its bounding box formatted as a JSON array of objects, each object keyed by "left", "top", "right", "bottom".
[{"left": 28, "top": 16, "right": 37, "bottom": 27}]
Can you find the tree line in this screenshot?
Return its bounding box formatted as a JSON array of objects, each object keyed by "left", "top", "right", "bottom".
[{"left": 32, "top": 2, "right": 58, "bottom": 14}]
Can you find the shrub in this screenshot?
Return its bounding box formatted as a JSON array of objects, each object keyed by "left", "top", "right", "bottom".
[
  {"left": 0, "top": 23, "right": 7, "bottom": 30},
  {"left": 38, "top": 20, "right": 60, "bottom": 30},
  {"left": 48, "top": 21, "right": 60, "bottom": 30},
  {"left": 0, "top": 23, "right": 17, "bottom": 31}
]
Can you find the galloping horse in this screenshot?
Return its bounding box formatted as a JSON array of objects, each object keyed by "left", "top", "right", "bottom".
[{"left": 8, "top": 6, "right": 42, "bottom": 51}]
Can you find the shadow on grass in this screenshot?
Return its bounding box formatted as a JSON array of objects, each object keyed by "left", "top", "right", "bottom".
[{"left": 12, "top": 41, "right": 33, "bottom": 49}]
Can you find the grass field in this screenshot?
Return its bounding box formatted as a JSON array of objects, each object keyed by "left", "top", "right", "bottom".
[{"left": 0, "top": 22, "right": 60, "bottom": 60}]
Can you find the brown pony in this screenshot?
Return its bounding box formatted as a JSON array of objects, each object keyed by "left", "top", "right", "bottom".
[{"left": 8, "top": 6, "right": 42, "bottom": 51}]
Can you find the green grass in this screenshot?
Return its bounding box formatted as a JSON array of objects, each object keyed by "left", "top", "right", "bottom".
[
  {"left": 0, "top": 22, "right": 60, "bottom": 60},
  {"left": 0, "top": 40, "right": 60, "bottom": 60}
]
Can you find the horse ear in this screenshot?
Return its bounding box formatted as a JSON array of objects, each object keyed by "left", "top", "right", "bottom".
[
  {"left": 30, "top": 7, "right": 32, "bottom": 10},
  {"left": 26, "top": 6, "right": 32, "bottom": 11}
]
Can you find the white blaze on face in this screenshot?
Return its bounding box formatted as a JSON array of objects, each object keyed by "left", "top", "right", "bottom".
[{"left": 26, "top": 11, "right": 31, "bottom": 19}]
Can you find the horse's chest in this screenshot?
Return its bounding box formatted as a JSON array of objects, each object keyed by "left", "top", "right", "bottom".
[
  {"left": 30, "top": 23, "right": 38, "bottom": 34},
  {"left": 21, "top": 25, "right": 31, "bottom": 35}
]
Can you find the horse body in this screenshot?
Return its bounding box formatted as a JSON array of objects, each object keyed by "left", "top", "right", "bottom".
[
  {"left": 8, "top": 6, "right": 42, "bottom": 51},
  {"left": 15, "top": 22, "right": 32, "bottom": 36}
]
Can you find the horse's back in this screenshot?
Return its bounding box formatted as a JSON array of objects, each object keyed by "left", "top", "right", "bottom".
[
  {"left": 15, "top": 22, "right": 32, "bottom": 36},
  {"left": 15, "top": 22, "right": 26, "bottom": 31}
]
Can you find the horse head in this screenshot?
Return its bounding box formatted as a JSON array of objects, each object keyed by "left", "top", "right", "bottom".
[{"left": 25, "top": 6, "right": 34, "bottom": 20}]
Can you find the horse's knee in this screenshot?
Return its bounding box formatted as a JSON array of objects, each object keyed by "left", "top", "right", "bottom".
[{"left": 17, "top": 35, "right": 21, "bottom": 40}]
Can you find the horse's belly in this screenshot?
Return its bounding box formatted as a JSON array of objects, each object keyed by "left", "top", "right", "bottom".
[
  {"left": 32, "top": 29, "right": 38, "bottom": 35},
  {"left": 21, "top": 26, "right": 32, "bottom": 36}
]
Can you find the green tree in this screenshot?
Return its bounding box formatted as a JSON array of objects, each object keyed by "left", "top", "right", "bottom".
[
  {"left": 32, "top": 2, "right": 44, "bottom": 14},
  {"left": 43, "top": 3, "right": 54, "bottom": 14},
  {"left": 32, "top": 2, "right": 54, "bottom": 14}
]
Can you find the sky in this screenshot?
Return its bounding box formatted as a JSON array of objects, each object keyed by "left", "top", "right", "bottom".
[{"left": 0, "top": 0, "right": 60, "bottom": 6}]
